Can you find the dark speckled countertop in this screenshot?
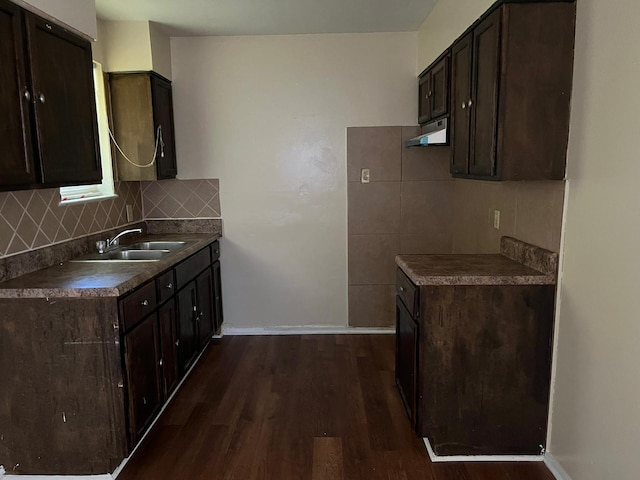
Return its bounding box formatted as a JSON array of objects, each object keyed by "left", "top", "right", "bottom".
[
  {"left": 396, "top": 237, "right": 558, "bottom": 286},
  {"left": 0, "top": 233, "right": 220, "bottom": 298}
]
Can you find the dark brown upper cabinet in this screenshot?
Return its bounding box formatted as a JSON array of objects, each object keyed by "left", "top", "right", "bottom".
[
  {"left": 109, "top": 71, "right": 178, "bottom": 181},
  {"left": 0, "top": 0, "right": 101, "bottom": 191},
  {"left": 418, "top": 53, "right": 450, "bottom": 125},
  {"left": 449, "top": 1, "right": 576, "bottom": 181}
]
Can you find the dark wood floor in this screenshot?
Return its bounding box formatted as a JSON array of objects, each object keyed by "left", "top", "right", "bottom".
[{"left": 118, "top": 335, "right": 556, "bottom": 480}]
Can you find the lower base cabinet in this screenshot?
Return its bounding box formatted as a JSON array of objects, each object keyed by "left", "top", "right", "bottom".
[
  {"left": 123, "top": 314, "right": 162, "bottom": 446},
  {"left": 395, "top": 297, "right": 418, "bottom": 428},
  {"left": 120, "top": 240, "right": 223, "bottom": 450},
  {"left": 0, "top": 239, "right": 224, "bottom": 474},
  {"left": 395, "top": 268, "right": 555, "bottom": 456},
  {"left": 158, "top": 300, "right": 179, "bottom": 397}
]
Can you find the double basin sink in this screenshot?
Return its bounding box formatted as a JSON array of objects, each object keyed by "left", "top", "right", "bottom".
[{"left": 71, "top": 241, "right": 187, "bottom": 262}]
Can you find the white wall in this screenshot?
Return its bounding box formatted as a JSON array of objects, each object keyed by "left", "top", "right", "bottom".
[
  {"left": 171, "top": 33, "right": 417, "bottom": 328},
  {"left": 17, "top": 0, "right": 97, "bottom": 39},
  {"left": 417, "top": 0, "right": 492, "bottom": 70},
  {"left": 549, "top": 0, "right": 640, "bottom": 478}
]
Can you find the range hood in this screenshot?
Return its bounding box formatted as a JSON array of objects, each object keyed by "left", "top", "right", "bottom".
[{"left": 404, "top": 118, "right": 448, "bottom": 147}]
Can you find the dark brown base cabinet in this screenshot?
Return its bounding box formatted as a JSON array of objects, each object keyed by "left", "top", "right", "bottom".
[
  {"left": 0, "top": 240, "right": 223, "bottom": 474},
  {"left": 395, "top": 268, "right": 555, "bottom": 456}
]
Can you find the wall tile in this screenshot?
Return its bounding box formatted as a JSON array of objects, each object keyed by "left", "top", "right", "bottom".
[
  {"left": 451, "top": 179, "right": 565, "bottom": 254},
  {"left": 348, "top": 182, "right": 401, "bottom": 235},
  {"left": 141, "top": 179, "right": 221, "bottom": 219},
  {"left": 348, "top": 234, "right": 399, "bottom": 285},
  {"left": 346, "top": 127, "right": 401, "bottom": 182},
  {"left": 348, "top": 285, "right": 396, "bottom": 327},
  {"left": 401, "top": 127, "right": 452, "bottom": 181},
  {"left": 399, "top": 234, "right": 451, "bottom": 254},
  {"left": 0, "top": 182, "right": 142, "bottom": 258},
  {"left": 515, "top": 181, "right": 565, "bottom": 252},
  {"left": 400, "top": 181, "right": 455, "bottom": 236}
]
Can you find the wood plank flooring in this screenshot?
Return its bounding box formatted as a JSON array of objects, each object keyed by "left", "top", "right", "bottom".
[{"left": 117, "top": 335, "right": 557, "bottom": 480}]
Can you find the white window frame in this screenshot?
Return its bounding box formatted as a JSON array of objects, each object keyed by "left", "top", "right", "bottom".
[{"left": 59, "top": 61, "right": 116, "bottom": 205}]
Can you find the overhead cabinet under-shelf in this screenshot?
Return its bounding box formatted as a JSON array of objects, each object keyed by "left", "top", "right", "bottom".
[
  {"left": 109, "top": 71, "right": 178, "bottom": 181},
  {"left": 450, "top": 1, "right": 576, "bottom": 181},
  {"left": 0, "top": 0, "right": 101, "bottom": 191}
]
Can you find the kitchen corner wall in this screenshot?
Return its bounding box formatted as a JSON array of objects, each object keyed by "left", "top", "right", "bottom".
[
  {"left": 0, "top": 182, "right": 142, "bottom": 258},
  {"left": 347, "top": 126, "right": 453, "bottom": 327}
]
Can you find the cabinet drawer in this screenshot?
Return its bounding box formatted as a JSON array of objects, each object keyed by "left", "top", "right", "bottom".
[
  {"left": 156, "top": 269, "right": 175, "bottom": 304},
  {"left": 396, "top": 268, "right": 418, "bottom": 318},
  {"left": 175, "top": 247, "right": 211, "bottom": 289},
  {"left": 210, "top": 240, "right": 220, "bottom": 262},
  {"left": 120, "top": 281, "right": 157, "bottom": 332}
]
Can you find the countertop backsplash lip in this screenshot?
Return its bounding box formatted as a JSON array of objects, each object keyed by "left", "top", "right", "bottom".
[{"left": 396, "top": 237, "right": 558, "bottom": 286}]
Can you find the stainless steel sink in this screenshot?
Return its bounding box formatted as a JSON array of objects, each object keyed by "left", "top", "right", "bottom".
[
  {"left": 125, "top": 241, "right": 187, "bottom": 251},
  {"left": 71, "top": 249, "right": 171, "bottom": 262}
]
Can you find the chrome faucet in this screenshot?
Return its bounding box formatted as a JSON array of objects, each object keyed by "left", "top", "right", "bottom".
[{"left": 97, "top": 228, "right": 142, "bottom": 253}]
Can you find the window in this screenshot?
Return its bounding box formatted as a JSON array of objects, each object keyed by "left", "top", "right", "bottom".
[{"left": 59, "top": 61, "right": 115, "bottom": 204}]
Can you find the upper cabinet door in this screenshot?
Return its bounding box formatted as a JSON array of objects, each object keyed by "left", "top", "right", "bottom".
[
  {"left": 430, "top": 55, "right": 449, "bottom": 119},
  {"left": 25, "top": 13, "right": 101, "bottom": 186},
  {"left": 450, "top": 33, "right": 473, "bottom": 175},
  {"left": 150, "top": 74, "right": 177, "bottom": 179},
  {"left": 469, "top": 9, "right": 501, "bottom": 177},
  {"left": 0, "top": 0, "right": 36, "bottom": 188},
  {"left": 418, "top": 70, "right": 432, "bottom": 124}
]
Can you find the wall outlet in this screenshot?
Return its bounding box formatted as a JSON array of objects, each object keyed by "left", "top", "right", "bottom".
[
  {"left": 493, "top": 209, "right": 501, "bottom": 230},
  {"left": 126, "top": 204, "right": 134, "bottom": 222},
  {"left": 360, "top": 168, "right": 370, "bottom": 184}
]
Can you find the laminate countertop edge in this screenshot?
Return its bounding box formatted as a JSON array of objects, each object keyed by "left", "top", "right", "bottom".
[
  {"left": 0, "top": 233, "right": 221, "bottom": 299},
  {"left": 396, "top": 243, "right": 558, "bottom": 287}
]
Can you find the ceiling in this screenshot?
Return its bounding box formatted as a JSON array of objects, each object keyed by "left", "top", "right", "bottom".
[{"left": 94, "top": 0, "right": 438, "bottom": 36}]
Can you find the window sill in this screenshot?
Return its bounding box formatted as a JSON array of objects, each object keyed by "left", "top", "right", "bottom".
[{"left": 59, "top": 194, "right": 118, "bottom": 207}]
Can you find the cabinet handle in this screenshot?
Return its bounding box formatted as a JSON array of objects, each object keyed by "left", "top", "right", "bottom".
[
  {"left": 461, "top": 102, "right": 466, "bottom": 109},
  {"left": 117, "top": 381, "right": 124, "bottom": 388},
  {"left": 159, "top": 359, "right": 163, "bottom": 367},
  {"left": 175, "top": 339, "right": 180, "bottom": 347},
  {"left": 23, "top": 90, "right": 31, "bottom": 101},
  {"left": 399, "top": 286, "right": 405, "bottom": 292},
  {"left": 468, "top": 99, "right": 473, "bottom": 108},
  {"left": 428, "top": 90, "right": 433, "bottom": 97},
  {"left": 45, "top": 23, "right": 52, "bottom": 30},
  {"left": 141, "top": 299, "right": 149, "bottom": 306},
  {"left": 143, "top": 397, "right": 147, "bottom": 405},
  {"left": 38, "top": 93, "right": 46, "bottom": 104},
  {"left": 193, "top": 305, "right": 197, "bottom": 312},
  {"left": 166, "top": 282, "right": 173, "bottom": 290}
]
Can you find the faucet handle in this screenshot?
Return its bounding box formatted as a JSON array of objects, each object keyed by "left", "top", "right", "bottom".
[{"left": 96, "top": 241, "right": 107, "bottom": 254}]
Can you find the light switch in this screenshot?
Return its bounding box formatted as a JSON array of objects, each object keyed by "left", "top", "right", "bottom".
[
  {"left": 361, "top": 168, "right": 370, "bottom": 184},
  {"left": 493, "top": 210, "right": 501, "bottom": 230}
]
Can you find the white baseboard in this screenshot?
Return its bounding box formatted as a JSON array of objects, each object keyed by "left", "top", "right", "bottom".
[
  {"left": 3, "top": 476, "right": 110, "bottom": 479},
  {"left": 422, "top": 437, "right": 544, "bottom": 463},
  {"left": 544, "top": 453, "right": 572, "bottom": 480},
  {"left": 221, "top": 326, "right": 395, "bottom": 335}
]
